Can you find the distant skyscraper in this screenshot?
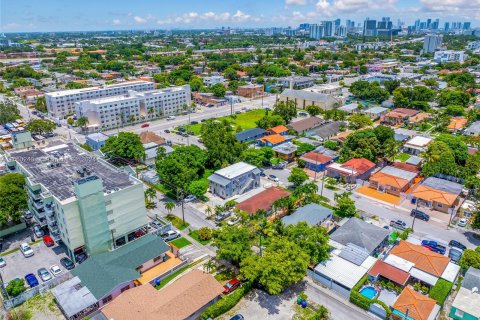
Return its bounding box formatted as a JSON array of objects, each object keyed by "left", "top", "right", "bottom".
[
  {"left": 414, "top": 19, "right": 420, "bottom": 30},
  {"left": 423, "top": 34, "right": 443, "bottom": 53},
  {"left": 323, "top": 21, "right": 334, "bottom": 37},
  {"left": 299, "top": 23, "right": 310, "bottom": 31},
  {"left": 463, "top": 22, "right": 471, "bottom": 30},
  {"left": 427, "top": 18, "right": 432, "bottom": 28},
  {"left": 363, "top": 18, "right": 377, "bottom": 36},
  {"left": 444, "top": 22, "right": 450, "bottom": 31},
  {"left": 334, "top": 19, "right": 341, "bottom": 28},
  {"left": 309, "top": 24, "right": 324, "bottom": 40},
  {"left": 432, "top": 19, "right": 439, "bottom": 30}
]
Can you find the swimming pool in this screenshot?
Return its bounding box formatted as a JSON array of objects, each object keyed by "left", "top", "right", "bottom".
[{"left": 359, "top": 286, "right": 377, "bottom": 299}]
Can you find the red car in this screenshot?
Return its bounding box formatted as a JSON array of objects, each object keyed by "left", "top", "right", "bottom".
[
  {"left": 141, "top": 123, "right": 150, "bottom": 128},
  {"left": 43, "top": 235, "right": 54, "bottom": 247},
  {"left": 223, "top": 278, "right": 241, "bottom": 294},
  {"left": 134, "top": 230, "right": 145, "bottom": 238}
]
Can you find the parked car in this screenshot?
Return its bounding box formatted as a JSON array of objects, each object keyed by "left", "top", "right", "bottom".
[
  {"left": 161, "top": 230, "right": 180, "bottom": 241},
  {"left": 25, "top": 274, "right": 39, "bottom": 288},
  {"left": 268, "top": 174, "right": 279, "bottom": 182},
  {"left": 198, "top": 138, "right": 203, "bottom": 144},
  {"left": 389, "top": 220, "right": 407, "bottom": 230},
  {"left": 164, "top": 129, "right": 170, "bottom": 133},
  {"left": 37, "top": 267, "right": 52, "bottom": 282},
  {"left": 449, "top": 240, "right": 467, "bottom": 251},
  {"left": 457, "top": 218, "right": 468, "bottom": 227},
  {"left": 188, "top": 131, "right": 194, "bottom": 135},
  {"left": 20, "top": 243, "right": 34, "bottom": 257},
  {"left": 166, "top": 116, "right": 176, "bottom": 120},
  {"left": 223, "top": 278, "right": 241, "bottom": 294},
  {"left": 0, "top": 257, "right": 6, "bottom": 268},
  {"left": 23, "top": 210, "right": 33, "bottom": 220},
  {"left": 215, "top": 211, "right": 233, "bottom": 224},
  {"left": 150, "top": 220, "right": 162, "bottom": 229},
  {"left": 50, "top": 265, "right": 62, "bottom": 277},
  {"left": 421, "top": 240, "right": 447, "bottom": 255},
  {"left": 272, "top": 161, "right": 287, "bottom": 169},
  {"left": 43, "top": 235, "right": 54, "bottom": 247},
  {"left": 191, "top": 121, "right": 199, "bottom": 124},
  {"left": 227, "top": 216, "right": 241, "bottom": 226},
  {"left": 260, "top": 171, "right": 266, "bottom": 177},
  {"left": 178, "top": 127, "right": 186, "bottom": 132},
  {"left": 60, "top": 257, "right": 75, "bottom": 270},
  {"left": 184, "top": 195, "right": 196, "bottom": 203},
  {"left": 449, "top": 248, "right": 463, "bottom": 264},
  {"left": 230, "top": 314, "right": 244, "bottom": 320},
  {"left": 141, "top": 123, "right": 150, "bottom": 128},
  {"left": 76, "top": 253, "right": 87, "bottom": 264},
  {"left": 410, "top": 209, "right": 430, "bottom": 221},
  {"left": 33, "top": 225, "right": 44, "bottom": 238}
]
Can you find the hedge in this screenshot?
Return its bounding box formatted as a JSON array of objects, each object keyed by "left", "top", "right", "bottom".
[
  {"left": 349, "top": 276, "right": 391, "bottom": 318},
  {"left": 429, "top": 279, "right": 453, "bottom": 306},
  {"left": 371, "top": 299, "right": 392, "bottom": 319},
  {"left": 200, "top": 282, "right": 252, "bottom": 319}
]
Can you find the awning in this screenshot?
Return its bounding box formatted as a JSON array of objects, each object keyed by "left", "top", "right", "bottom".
[
  {"left": 410, "top": 267, "right": 439, "bottom": 286},
  {"left": 441, "top": 262, "right": 460, "bottom": 283}
]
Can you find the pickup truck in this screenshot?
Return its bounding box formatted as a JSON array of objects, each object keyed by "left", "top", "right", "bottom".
[{"left": 389, "top": 220, "right": 407, "bottom": 231}]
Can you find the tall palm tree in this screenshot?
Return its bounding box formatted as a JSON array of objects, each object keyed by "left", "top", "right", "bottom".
[
  {"left": 164, "top": 201, "right": 175, "bottom": 215},
  {"left": 205, "top": 206, "right": 213, "bottom": 217},
  {"left": 203, "top": 259, "right": 216, "bottom": 273},
  {"left": 128, "top": 114, "right": 136, "bottom": 124},
  {"left": 145, "top": 187, "right": 157, "bottom": 203},
  {"left": 76, "top": 116, "right": 89, "bottom": 132}
]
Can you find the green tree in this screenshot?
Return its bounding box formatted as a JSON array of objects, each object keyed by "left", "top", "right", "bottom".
[
  {"left": 25, "top": 119, "right": 56, "bottom": 135},
  {"left": 6, "top": 278, "right": 26, "bottom": 297},
  {"left": 339, "top": 129, "right": 380, "bottom": 162},
  {"left": 76, "top": 116, "right": 89, "bottom": 132},
  {"left": 241, "top": 147, "right": 272, "bottom": 167},
  {"left": 438, "top": 89, "right": 470, "bottom": 107},
  {"left": 306, "top": 105, "right": 323, "bottom": 117},
  {"left": 350, "top": 81, "right": 389, "bottom": 103},
  {"left": 273, "top": 100, "right": 297, "bottom": 123},
  {"left": 0, "top": 173, "right": 27, "bottom": 226},
  {"left": 347, "top": 114, "right": 373, "bottom": 130},
  {"left": 65, "top": 82, "right": 89, "bottom": 89},
  {"left": 284, "top": 222, "right": 330, "bottom": 264},
  {"left": 422, "top": 141, "right": 458, "bottom": 177},
  {"left": 188, "top": 179, "right": 209, "bottom": 198},
  {"left": 288, "top": 168, "right": 309, "bottom": 188},
  {"left": 444, "top": 105, "right": 465, "bottom": 116},
  {"left": 435, "top": 134, "right": 468, "bottom": 164},
  {"left": 383, "top": 79, "right": 400, "bottom": 94},
  {"left": 164, "top": 201, "right": 175, "bottom": 214},
  {"left": 0, "top": 100, "right": 20, "bottom": 125},
  {"left": 144, "top": 187, "right": 157, "bottom": 203},
  {"left": 213, "top": 226, "right": 253, "bottom": 265},
  {"left": 210, "top": 83, "right": 226, "bottom": 97},
  {"left": 373, "top": 125, "right": 394, "bottom": 144},
  {"left": 459, "top": 249, "right": 480, "bottom": 270},
  {"left": 323, "top": 140, "right": 338, "bottom": 150},
  {"left": 255, "top": 114, "right": 286, "bottom": 129},
  {"left": 101, "top": 132, "right": 146, "bottom": 162},
  {"left": 333, "top": 192, "right": 356, "bottom": 217},
  {"left": 240, "top": 238, "right": 309, "bottom": 295},
  {"left": 423, "top": 78, "right": 439, "bottom": 89},
  {"left": 34, "top": 95, "right": 47, "bottom": 113}
]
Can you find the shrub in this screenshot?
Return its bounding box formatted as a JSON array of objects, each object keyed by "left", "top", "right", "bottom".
[
  {"left": 460, "top": 249, "right": 480, "bottom": 270},
  {"left": 198, "top": 227, "right": 213, "bottom": 241},
  {"left": 429, "top": 279, "right": 453, "bottom": 306},
  {"left": 200, "top": 282, "right": 252, "bottom": 319},
  {"left": 371, "top": 299, "right": 392, "bottom": 319},
  {"left": 6, "top": 278, "right": 26, "bottom": 297},
  {"left": 349, "top": 276, "right": 371, "bottom": 310}
]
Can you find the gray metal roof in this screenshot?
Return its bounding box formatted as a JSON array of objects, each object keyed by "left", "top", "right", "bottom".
[
  {"left": 208, "top": 173, "right": 231, "bottom": 186},
  {"left": 53, "top": 276, "right": 98, "bottom": 318},
  {"left": 310, "top": 121, "right": 346, "bottom": 138},
  {"left": 235, "top": 128, "right": 267, "bottom": 142},
  {"left": 338, "top": 103, "right": 359, "bottom": 112},
  {"left": 406, "top": 156, "right": 422, "bottom": 166},
  {"left": 338, "top": 243, "right": 371, "bottom": 266},
  {"left": 394, "top": 133, "right": 410, "bottom": 142},
  {"left": 463, "top": 267, "right": 480, "bottom": 290},
  {"left": 364, "top": 106, "right": 388, "bottom": 114},
  {"left": 272, "top": 142, "right": 298, "bottom": 155},
  {"left": 380, "top": 166, "right": 418, "bottom": 182},
  {"left": 282, "top": 203, "right": 333, "bottom": 226},
  {"left": 465, "top": 121, "right": 480, "bottom": 134},
  {"left": 422, "top": 177, "right": 463, "bottom": 195},
  {"left": 280, "top": 89, "right": 337, "bottom": 103},
  {"left": 330, "top": 217, "right": 390, "bottom": 254}
]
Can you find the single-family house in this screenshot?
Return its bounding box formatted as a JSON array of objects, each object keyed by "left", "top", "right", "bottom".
[
  {"left": 268, "top": 125, "right": 289, "bottom": 136},
  {"left": 392, "top": 286, "right": 440, "bottom": 320},
  {"left": 54, "top": 235, "right": 183, "bottom": 320},
  {"left": 411, "top": 177, "right": 463, "bottom": 214},
  {"left": 287, "top": 117, "right": 323, "bottom": 134},
  {"left": 257, "top": 134, "right": 288, "bottom": 147},
  {"left": 450, "top": 267, "right": 480, "bottom": 320},
  {"left": 279, "top": 89, "right": 338, "bottom": 110},
  {"left": 309, "top": 121, "right": 346, "bottom": 140},
  {"left": 403, "top": 136, "right": 433, "bottom": 155},
  {"left": 236, "top": 187, "right": 290, "bottom": 214},
  {"left": 363, "top": 106, "right": 389, "bottom": 120},
  {"left": 448, "top": 117, "right": 468, "bottom": 132},
  {"left": 101, "top": 269, "right": 224, "bottom": 320},
  {"left": 208, "top": 162, "right": 261, "bottom": 199},
  {"left": 338, "top": 103, "right": 360, "bottom": 114},
  {"left": 326, "top": 158, "right": 376, "bottom": 183},
  {"left": 300, "top": 151, "right": 335, "bottom": 172},
  {"left": 235, "top": 128, "right": 267, "bottom": 143},
  {"left": 272, "top": 142, "right": 298, "bottom": 161},
  {"left": 369, "top": 166, "right": 418, "bottom": 196},
  {"left": 282, "top": 203, "right": 333, "bottom": 227},
  {"left": 86, "top": 133, "right": 109, "bottom": 151},
  {"left": 381, "top": 108, "right": 420, "bottom": 126},
  {"left": 464, "top": 121, "right": 480, "bottom": 136}
]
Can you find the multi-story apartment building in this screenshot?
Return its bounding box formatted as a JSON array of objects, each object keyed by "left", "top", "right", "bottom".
[
  {"left": 203, "top": 75, "right": 226, "bottom": 86},
  {"left": 434, "top": 50, "right": 465, "bottom": 63},
  {"left": 278, "top": 76, "right": 315, "bottom": 89},
  {"left": 208, "top": 162, "right": 261, "bottom": 199},
  {"left": 75, "top": 85, "right": 191, "bottom": 131},
  {"left": 423, "top": 34, "right": 443, "bottom": 53},
  {"left": 6, "top": 143, "right": 148, "bottom": 260},
  {"left": 45, "top": 80, "right": 155, "bottom": 119}
]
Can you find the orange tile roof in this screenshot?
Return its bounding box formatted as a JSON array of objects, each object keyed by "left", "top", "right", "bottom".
[
  {"left": 391, "top": 108, "right": 420, "bottom": 117},
  {"left": 300, "top": 151, "right": 333, "bottom": 164},
  {"left": 411, "top": 185, "right": 459, "bottom": 206},
  {"left": 448, "top": 117, "right": 468, "bottom": 130},
  {"left": 390, "top": 240, "right": 449, "bottom": 277},
  {"left": 342, "top": 158, "right": 376, "bottom": 175},
  {"left": 410, "top": 112, "right": 430, "bottom": 123},
  {"left": 268, "top": 125, "right": 289, "bottom": 134},
  {"left": 392, "top": 162, "right": 420, "bottom": 173},
  {"left": 102, "top": 269, "right": 224, "bottom": 320},
  {"left": 368, "top": 260, "right": 410, "bottom": 285},
  {"left": 236, "top": 70, "right": 247, "bottom": 77},
  {"left": 370, "top": 172, "right": 409, "bottom": 189},
  {"left": 393, "top": 286, "right": 437, "bottom": 320},
  {"left": 258, "top": 134, "right": 286, "bottom": 145},
  {"left": 236, "top": 187, "right": 291, "bottom": 214}
]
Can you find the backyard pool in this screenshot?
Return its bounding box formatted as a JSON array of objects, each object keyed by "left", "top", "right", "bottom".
[{"left": 359, "top": 286, "right": 377, "bottom": 299}]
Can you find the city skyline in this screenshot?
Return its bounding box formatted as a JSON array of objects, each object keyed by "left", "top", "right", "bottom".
[{"left": 0, "top": 0, "right": 478, "bottom": 32}]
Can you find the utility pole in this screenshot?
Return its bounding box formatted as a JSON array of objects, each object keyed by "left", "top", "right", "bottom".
[{"left": 411, "top": 200, "right": 419, "bottom": 230}]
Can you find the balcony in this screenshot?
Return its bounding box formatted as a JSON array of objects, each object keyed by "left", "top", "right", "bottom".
[{"left": 32, "top": 201, "right": 44, "bottom": 211}]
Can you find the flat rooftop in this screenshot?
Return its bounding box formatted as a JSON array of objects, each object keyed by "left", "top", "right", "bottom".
[
  {"left": 45, "top": 80, "right": 153, "bottom": 97},
  {"left": 9, "top": 143, "right": 137, "bottom": 201},
  {"left": 213, "top": 162, "right": 257, "bottom": 179}
]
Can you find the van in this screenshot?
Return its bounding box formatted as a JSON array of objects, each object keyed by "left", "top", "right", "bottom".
[{"left": 167, "top": 116, "right": 176, "bottom": 120}]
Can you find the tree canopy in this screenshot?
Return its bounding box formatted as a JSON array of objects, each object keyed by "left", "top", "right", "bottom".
[
  {"left": 0, "top": 173, "right": 27, "bottom": 226},
  {"left": 349, "top": 80, "right": 389, "bottom": 103},
  {"left": 273, "top": 100, "right": 297, "bottom": 123},
  {"left": 0, "top": 101, "right": 20, "bottom": 125},
  {"left": 101, "top": 132, "right": 145, "bottom": 162},
  {"left": 25, "top": 119, "right": 56, "bottom": 135}
]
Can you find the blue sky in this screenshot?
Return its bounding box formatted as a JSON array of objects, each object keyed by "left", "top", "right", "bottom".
[{"left": 0, "top": 0, "right": 477, "bottom": 32}]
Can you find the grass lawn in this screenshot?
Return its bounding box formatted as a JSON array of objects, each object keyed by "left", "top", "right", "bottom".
[
  {"left": 189, "top": 229, "right": 212, "bottom": 245},
  {"left": 155, "top": 258, "right": 205, "bottom": 290},
  {"left": 12, "top": 292, "right": 64, "bottom": 320},
  {"left": 165, "top": 214, "right": 190, "bottom": 230},
  {"left": 181, "top": 109, "right": 267, "bottom": 136},
  {"left": 170, "top": 237, "right": 192, "bottom": 248},
  {"left": 395, "top": 152, "right": 411, "bottom": 162}
]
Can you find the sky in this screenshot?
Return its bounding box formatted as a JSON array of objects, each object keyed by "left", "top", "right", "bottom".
[{"left": 0, "top": 0, "right": 479, "bottom": 32}]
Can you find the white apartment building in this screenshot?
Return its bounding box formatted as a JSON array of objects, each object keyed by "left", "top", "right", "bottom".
[
  {"left": 434, "top": 50, "right": 465, "bottom": 63},
  {"left": 7, "top": 143, "right": 148, "bottom": 260},
  {"left": 203, "top": 75, "right": 226, "bottom": 86},
  {"left": 45, "top": 80, "right": 155, "bottom": 119},
  {"left": 75, "top": 85, "right": 191, "bottom": 131}
]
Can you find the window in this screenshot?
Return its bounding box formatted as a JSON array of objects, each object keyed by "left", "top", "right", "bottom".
[
  {"left": 102, "top": 295, "right": 112, "bottom": 304},
  {"left": 153, "top": 255, "right": 163, "bottom": 263},
  {"left": 437, "top": 203, "right": 443, "bottom": 208},
  {"left": 454, "top": 309, "right": 464, "bottom": 317},
  {"left": 120, "top": 285, "right": 130, "bottom": 293}
]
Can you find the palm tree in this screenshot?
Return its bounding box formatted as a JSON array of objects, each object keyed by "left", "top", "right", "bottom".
[
  {"left": 203, "top": 259, "right": 216, "bottom": 273},
  {"left": 128, "top": 114, "right": 136, "bottom": 124},
  {"left": 76, "top": 116, "right": 89, "bottom": 132},
  {"left": 205, "top": 206, "right": 213, "bottom": 217},
  {"left": 214, "top": 205, "right": 225, "bottom": 215},
  {"left": 148, "top": 106, "right": 155, "bottom": 119},
  {"left": 164, "top": 201, "right": 175, "bottom": 215},
  {"left": 145, "top": 187, "right": 157, "bottom": 203}
]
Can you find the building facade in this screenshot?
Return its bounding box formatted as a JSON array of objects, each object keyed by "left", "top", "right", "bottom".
[
  {"left": 208, "top": 162, "right": 261, "bottom": 199},
  {"left": 75, "top": 85, "right": 191, "bottom": 131},
  {"left": 423, "top": 34, "right": 443, "bottom": 53},
  {"left": 434, "top": 50, "right": 465, "bottom": 63},
  {"left": 45, "top": 80, "right": 155, "bottom": 119}
]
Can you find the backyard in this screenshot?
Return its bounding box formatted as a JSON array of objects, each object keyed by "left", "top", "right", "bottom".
[
  {"left": 10, "top": 292, "right": 64, "bottom": 320},
  {"left": 182, "top": 109, "right": 268, "bottom": 135}
]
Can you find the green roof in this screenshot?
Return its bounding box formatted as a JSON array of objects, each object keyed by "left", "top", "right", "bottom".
[{"left": 71, "top": 234, "right": 170, "bottom": 299}]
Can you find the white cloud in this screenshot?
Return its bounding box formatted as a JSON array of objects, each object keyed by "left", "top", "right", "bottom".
[
  {"left": 232, "top": 10, "right": 252, "bottom": 22},
  {"left": 112, "top": 19, "right": 121, "bottom": 26},
  {"left": 133, "top": 16, "right": 147, "bottom": 24},
  {"left": 286, "top": 0, "right": 308, "bottom": 5}
]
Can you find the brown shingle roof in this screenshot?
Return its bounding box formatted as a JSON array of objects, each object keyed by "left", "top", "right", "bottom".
[
  {"left": 300, "top": 151, "right": 332, "bottom": 164},
  {"left": 390, "top": 240, "right": 450, "bottom": 277},
  {"left": 236, "top": 187, "right": 291, "bottom": 214},
  {"left": 393, "top": 286, "right": 437, "bottom": 320},
  {"left": 101, "top": 269, "right": 224, "bottom": 320},
  {"left": 287, "top": 117, "right": 323, "bottom": 133}
]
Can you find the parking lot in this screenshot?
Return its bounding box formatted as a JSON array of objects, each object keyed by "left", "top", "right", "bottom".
[{"left": 1, "top": 241, "right": 68, "bottom": 283}]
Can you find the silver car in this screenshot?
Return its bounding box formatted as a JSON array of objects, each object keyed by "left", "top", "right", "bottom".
[{"left": 37, "top": 267, "right": 52, "bottom": 282}]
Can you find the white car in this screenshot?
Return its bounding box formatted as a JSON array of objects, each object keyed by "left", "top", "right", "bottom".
[
  {"left": 161, "top": 230, "right": 180, "bottom": 242},
  {"left": 166, "top": 116, "right": 176, "bottom": 120},
  {"left": 50, "top": 264, "right": 62, "bottom": 277},
  {"left": 0, "top": 257, "right": 6, "bottom": 268},
  {"left": 183, "top": 195, "right": 196, "bottom": 203},
  {"left": 33, "top": 225, "right": 44, "bottom": 238},
  {"left": 457, "top": 218, "right": 468, "bottom": 227},
  {"left": 268, "top": 175, "right": 279, "bottom": 182},
  {"left": 227, "top": 216, "right": 241, "bottom": 226},
  {"left": 20, "top": 243, "right": 34, "bottom": 257}
]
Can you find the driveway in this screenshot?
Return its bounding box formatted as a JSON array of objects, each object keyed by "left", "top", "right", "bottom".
[{"left": 1, "top": 242, "right": 68, "bottom": 283}]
